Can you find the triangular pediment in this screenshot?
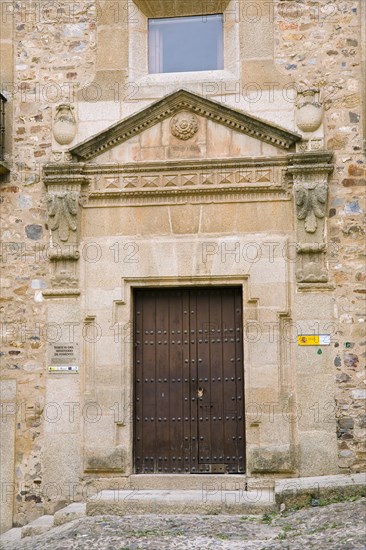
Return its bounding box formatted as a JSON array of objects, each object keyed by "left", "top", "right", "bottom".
[{"left": 70, "top": 89, "right": 300, "bottom": 161}]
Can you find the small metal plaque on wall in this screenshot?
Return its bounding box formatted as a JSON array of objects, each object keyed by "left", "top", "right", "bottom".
[
  {"left": 48, "top": 365, "right": 79, "bottom": 373},
  {"left": 49, "top": 342, "right": 79, "bottom": 373}
]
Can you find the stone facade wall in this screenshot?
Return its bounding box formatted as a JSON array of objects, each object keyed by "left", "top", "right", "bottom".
[
  {"left": 0, "top": 0, "right": 365, "bottom": 530},
  {"left": 273, "top": 0, "right": 365, "bottom": 473},
  {"left": 0, "top": 0, "right": 96, "bottom": 529}
]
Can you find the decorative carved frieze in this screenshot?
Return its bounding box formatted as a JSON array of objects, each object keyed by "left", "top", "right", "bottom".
[
  {"left": 50, "top": 151, "right": 74, "bottom": 163},
  {"left": 100, "top": 166, "right": 276, "bottom": 190},
  {"left": 87, "top": 187, "right": 290, "bottom": 207},
  {"left": 77, "top": 158, "right": 290, "bottom": 206},
  {"left": 297, "top": 138, "right": 324, "bottom": 152}
]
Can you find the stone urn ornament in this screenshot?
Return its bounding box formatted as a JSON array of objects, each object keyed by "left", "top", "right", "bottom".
[
  {"left": 53, "top": 104, "right": 77, "bottom": 145},
  {"left": 296, "top": 89, "right": 323, "bottom": 133}
]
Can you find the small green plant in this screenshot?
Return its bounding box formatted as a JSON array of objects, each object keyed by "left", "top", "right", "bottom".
[
  {"left": 261, "top": 512, "right": 276, "bottom": 524},
  {"left": 287, "top": 490, "right": 365, "bottom": 512}
]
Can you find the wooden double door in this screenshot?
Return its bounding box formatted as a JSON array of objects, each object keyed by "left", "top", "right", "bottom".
[{"left": 134, "top": 287, "right": 245, "bottom": 474}]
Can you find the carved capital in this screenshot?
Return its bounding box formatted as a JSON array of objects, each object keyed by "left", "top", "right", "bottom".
[
  {"left": 296, "top": 242, "right": 326, "bottom": 254},
  {"left": 287, "top": 152, "right": 333, "bottom": 289},
  {"left": 46, "top": 191, "right": 80, "bottom": 244},
  {"left": 293, "top": 180, "right": 328, "bottom": 233}
]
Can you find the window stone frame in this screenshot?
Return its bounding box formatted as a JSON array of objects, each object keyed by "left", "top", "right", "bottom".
[
  {"left": 87, "top": 0, "right": 289, "bottom": 104},
  {"left": 128, "top": 0, "right": 240, "bottom": 94}
]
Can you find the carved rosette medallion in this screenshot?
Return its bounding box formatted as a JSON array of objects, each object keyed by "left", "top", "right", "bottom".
[{"left": 170, "top": 112, "right": 199, "bottom": 140}]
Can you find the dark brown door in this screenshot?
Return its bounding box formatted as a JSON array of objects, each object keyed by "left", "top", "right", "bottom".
[{"left": 134, "top": 287, "right": 245, "bottom": 474}]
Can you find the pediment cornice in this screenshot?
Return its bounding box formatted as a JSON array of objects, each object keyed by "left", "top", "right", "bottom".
[{"left": 70, "top": 89, "right": 301, "bottom": 161}]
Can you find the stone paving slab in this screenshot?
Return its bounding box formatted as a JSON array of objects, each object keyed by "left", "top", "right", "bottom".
[
  {"left": 20, "top": 515, "right": 54, "bottom": 538},
  {"left": 275, "top": 472, "right": 366, "bottom": 508},
  {"left": 275, "top": 472, "right": 366, "bottom": 492},
  {"left": 1, "top": 498, "right": 365, "bottom": 550},
  {"left": 54, "top": 503, "right": 87, "bottom": 526},
  {"left": 0, "top": 528, "right": 21, "bottom": 545}
]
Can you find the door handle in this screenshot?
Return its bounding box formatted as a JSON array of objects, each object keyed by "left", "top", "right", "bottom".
[{"left": 197, "top": 387, "right": 204, "bottom": 398}]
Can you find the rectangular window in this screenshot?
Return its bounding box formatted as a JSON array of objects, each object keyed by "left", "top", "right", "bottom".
[{"left": 148, "top": 14, "right": 224, "bottom": 74}]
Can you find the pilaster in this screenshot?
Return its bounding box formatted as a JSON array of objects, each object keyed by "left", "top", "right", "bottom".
[
  {"left": 43, "top": 163, "right": 89, "bottom": 296},
  {"left": 287, "top": 152, "right": 334, "bottom": 290}
]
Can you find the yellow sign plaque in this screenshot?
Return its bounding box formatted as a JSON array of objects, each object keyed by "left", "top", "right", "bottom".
[{"left": 298, "top": 335, "right": 331, "bottom": 346}]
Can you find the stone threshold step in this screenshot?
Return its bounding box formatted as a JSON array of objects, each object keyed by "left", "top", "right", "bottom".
[
  {"left": 86, "top": 489, "right": 275, "bottom": 516},
  {"left": 125, "top": 474, "right": 273, "bottom": 491}
]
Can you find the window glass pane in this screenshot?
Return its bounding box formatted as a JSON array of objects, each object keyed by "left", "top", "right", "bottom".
[{"left": 148, "top": 14, "right": 223, "bottom": 74}]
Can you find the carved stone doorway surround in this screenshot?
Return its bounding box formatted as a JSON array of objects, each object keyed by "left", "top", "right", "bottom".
[{"left": 41, "top": 91, "right": 335, "bottom": 495}]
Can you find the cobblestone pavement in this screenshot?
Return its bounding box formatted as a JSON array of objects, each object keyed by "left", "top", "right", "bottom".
[{"left": 2, "top": 498, "right": 365, "bottom": 550}]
